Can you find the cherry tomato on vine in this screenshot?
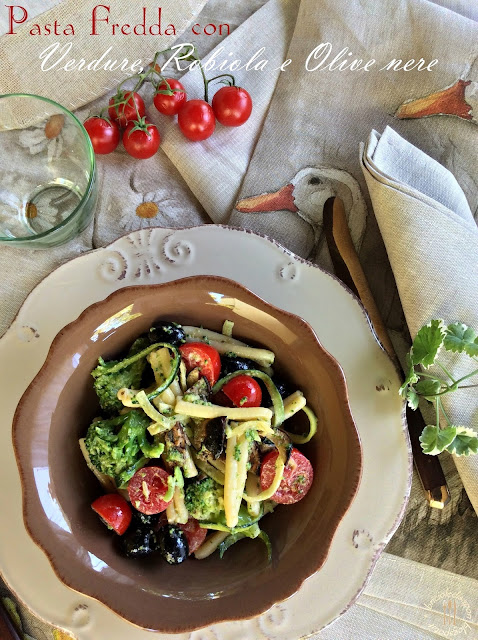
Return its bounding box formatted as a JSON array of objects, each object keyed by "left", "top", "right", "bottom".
[
  {"left": 178, "top": 100, "right": 216, "bottom": 141},
  {"left": 122, "top": 120, "right": 160, "bottom": 159},
  {"left": 179, "top": 342, "right": 221, "bottom": 386},
  {"left": 128, "top": 466, "right": 172, "bottom": 514},
  {"left": 83, "top": 117, "right": 120, "bottom": 155},
  {"left": 91, "top": 493, "right": 132, "bottom": 535},
  {"left": 222, "top": 375, "right": 262, "bottom": 408},
  {"left": 260, "top": 448, "right": 313, "bottom": 504},
  {"left": 108, "top": 91, "right": 145, "bottom": 127},
  {"left": 212, "top": 86, "right": 252, "bottom": 127},
  {"left": 153, "top": 78, "right": 187, "bottom": 116}
]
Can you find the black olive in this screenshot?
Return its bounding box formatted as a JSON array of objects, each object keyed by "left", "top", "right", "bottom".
[
  {"left": 271, "top": 376, "right": 292, "bottom": 399},
  {"left": 131, "top": 511, "right": 160, "bottom": 528},
  {"left": 220, "top": 355, "right": 257, "bottom": 377},
  {"left": 148, "top": 321, "right": 185, "bottom": 346},
  {"left": 119, "top": 527, "right": 159, "bottom": 558},
  {"left": 158, "top": 525, "right": 189, "bottom": 565}
]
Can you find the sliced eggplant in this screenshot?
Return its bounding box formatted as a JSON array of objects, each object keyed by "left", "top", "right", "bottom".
[{"left": 198, "top": 416, "right": 227, "bottom": 461}]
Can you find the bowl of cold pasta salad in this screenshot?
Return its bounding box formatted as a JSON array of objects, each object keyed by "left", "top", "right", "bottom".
[{"left": 13, "top": 275, "right": 362, "bottom": 632}]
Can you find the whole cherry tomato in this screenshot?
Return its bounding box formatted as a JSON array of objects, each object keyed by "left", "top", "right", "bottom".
[
  {"left": 179, "top": 342, "right": 221, "bottom": 386},
  {"left": 222, "top": 375, "right": 262, "bottom": 408},
  {"left": 122, "top": 120, "right": 160, "bottom": 159},
  {"left": 260, "top": 448, "right": 313, "bottom": 504},
  {"left": 83, "top": 117, "right": 120, "bottom": 155},
  {"left": 91, "top": 493, "right": 132, "bottom": 535},
  {"left": 128, "top": 466, "right": 172, "bottom": 514},
  {"left": 108, "top": 91, "right": 145, "bottom": 127},
  {"left": 153, "top": 78, "right": 187, "bottom": 116},
  {"left": 177, "top": 100, "right": 215, "bottom": 141},
  {"left": 212, "top": 86, "right": 252, "bottom": 127}
]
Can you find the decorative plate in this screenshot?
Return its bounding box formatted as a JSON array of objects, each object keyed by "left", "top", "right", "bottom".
[{"left": 0, "top": 226, "right": 411, "bottom": 640}]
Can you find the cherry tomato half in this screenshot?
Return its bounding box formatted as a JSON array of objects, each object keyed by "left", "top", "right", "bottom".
[
  {"left": 108, "top": 91, "right": 145, "bottom": 128},
  {"left": 122, "top": 121, "right": 160, "bottom": 160},
  {"left": 178, "top": 518, "right": 208, "bottom": 554},
  {"left": 179, "top": 342, "right": 221, "bottom": 386},
  {"left": 91, "top": 493, "right": 132, "bottom": 535},
  {"left": 128, "top": 466, "right": 172, "bottom": 514},
  {"left": 178, "top": 100, "right": 215, "bottom": 141},
  {"left": 84, "top": 117, "right": 120, "bottom": 155},
  {"left": 222, "top": 375, "right": 262, "bottom": 408},
  {"left": 212, "top": 86, "right": 252, "bottom": 127},
  {"left": 153, "top": 78, "right": 187, "bottom": 116},
  {"left": 260, "top": 448, "right": 313, "bottom": 504}
]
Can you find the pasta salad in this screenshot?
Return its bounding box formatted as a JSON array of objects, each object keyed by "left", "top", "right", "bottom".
[{"left": 81, "top": 319, "right": 317, "bottom": 564}]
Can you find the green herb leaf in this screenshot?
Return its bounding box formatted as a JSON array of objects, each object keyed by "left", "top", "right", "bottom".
[
  {"left": 446, "top": 426, "right": 478, "bottom": 456},
  {"left": 411, "top": 319, "right": 446, "bottom": 368},
  {"left": 414, "top": 379, "right": 442, "bottom": 398},
  {"left": 399, "top": 353, "right": 418, "bottom": 397},
  {"left": 444, "top": 323, "right": 478, "bottom": 357},
  {"left": 419, "top": 425, "right": 457, "bottom": 455},
  {"left": 405, "top": 387, "right": 419, "bottom": 410}
]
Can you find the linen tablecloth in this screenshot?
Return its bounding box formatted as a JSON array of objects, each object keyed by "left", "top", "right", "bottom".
[{"left": 0, "top": 0, "right": 477, "bottom": 639}]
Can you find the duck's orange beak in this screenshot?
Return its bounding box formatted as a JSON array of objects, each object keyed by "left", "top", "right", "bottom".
[
  {"left": 395, "top": 79, "right": 472, "bottom": 121},
  {"left": 236, "top": 183, "right": 298, "bottom": 213}
]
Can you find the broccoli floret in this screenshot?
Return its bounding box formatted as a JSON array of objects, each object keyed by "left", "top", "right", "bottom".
[
  {"left": 91, "top": 336, "right": 149, "bottom": 414},
  {"left": 84, "top": 409, "right": 163, "bottom": 487},
  {"left": 184, "top": 477, "right": 224, "bottom": 521}
]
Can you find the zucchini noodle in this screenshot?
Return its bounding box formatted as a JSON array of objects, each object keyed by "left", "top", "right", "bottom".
[
  {"left": 134, "top": 391, "right": 175, "bottom": 431},
  {"left": 284, "top": 405, "right": 318, "bottom": 444},
  {"left": 117, "top": 344, "right": 180, "bottom": 408}
]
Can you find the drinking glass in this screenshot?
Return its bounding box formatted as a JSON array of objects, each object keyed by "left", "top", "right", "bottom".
[{"left": 0, "top": 94, "right": 97, "bottom": 248}]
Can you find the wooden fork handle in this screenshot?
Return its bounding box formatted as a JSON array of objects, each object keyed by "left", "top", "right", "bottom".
[{"left": 323, "top": 197, "right": 450, "bottom": 509}]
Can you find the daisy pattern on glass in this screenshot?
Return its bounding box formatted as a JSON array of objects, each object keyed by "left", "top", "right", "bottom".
[
  {"left": 119, "top": 188, "right": 188, "bottom": 233},
  {"left": 17, "top": 113, "right": 77, "bottom": 161}
]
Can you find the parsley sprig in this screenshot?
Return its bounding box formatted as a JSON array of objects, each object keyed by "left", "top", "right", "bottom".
[{"left": 400, "top": 320, "right": 478, "bottom": 457}]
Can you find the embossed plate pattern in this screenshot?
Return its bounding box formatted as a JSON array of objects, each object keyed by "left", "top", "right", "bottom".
[{"left": 0, "top": 226, "right": 411, "bottom": 640}]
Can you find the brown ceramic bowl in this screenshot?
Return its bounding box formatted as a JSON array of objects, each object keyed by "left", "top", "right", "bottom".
[{"left": 13, "top": 275, "right": 362, "bottom": 633}]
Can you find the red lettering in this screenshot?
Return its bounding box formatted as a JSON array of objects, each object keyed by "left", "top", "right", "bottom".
[
  {"left": 6, "top": 5, "right": 28, "bottom": 34},
  {"left": 204, "top": 23, "right": 216, "bottom": 35},
  {"left": 91, "top": 5, "right": 110, "bottom": 35},
  {"left": 192, "top": 23, "right": 200, "bottom": 35}
]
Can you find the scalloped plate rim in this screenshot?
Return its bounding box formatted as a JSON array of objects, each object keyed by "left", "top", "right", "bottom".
[{"left": 0, "top": 225, "right": 412, "bottom": 640}]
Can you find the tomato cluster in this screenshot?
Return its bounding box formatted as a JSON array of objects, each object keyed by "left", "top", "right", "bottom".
[
  {"left": 84, "top": 47, "right": 253, "bottom": 159},
  {"left": 84, "top": 90, "right": 160, "bottom": 159}
]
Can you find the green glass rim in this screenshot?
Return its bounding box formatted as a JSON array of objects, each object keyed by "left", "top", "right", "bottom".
[{"left": 0, "top": 93, "right": 96, "bottom": 243}]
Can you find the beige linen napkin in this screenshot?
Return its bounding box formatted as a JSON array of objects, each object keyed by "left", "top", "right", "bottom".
[{"left": 361, "top": 125, "right": 478, "bottom": 512}]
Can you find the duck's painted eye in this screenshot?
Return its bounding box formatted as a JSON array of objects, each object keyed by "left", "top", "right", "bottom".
[{"left": 308, "top": 177, "right": 322, "bottom": 185}]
